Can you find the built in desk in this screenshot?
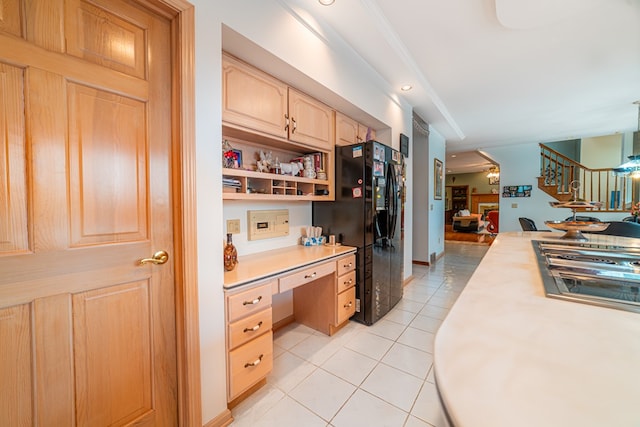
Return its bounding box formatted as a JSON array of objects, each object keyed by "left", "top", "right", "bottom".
[{"left": 223, "top": 244, "right": 357, "bottom": 405}]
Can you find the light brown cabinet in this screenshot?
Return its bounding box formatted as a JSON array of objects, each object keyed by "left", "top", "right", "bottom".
[
  {"left": 222, "top": 53, "right": 335, "bottom": 201},
  {"left": 288, "top": 87, "right": 334, "bottom": 150},
  {"left": 222, "top": 54, "right": 288, "bottom": 139},
  {"left": 225, "top": 280, "right": 274, "bottom": 403},
  {"left": 222, "top": 53, "right": 334, "bottom": 151},
  {"left": 335, "top": 111, "right": 376, "bottom": 146},
  {"left": 292, "top": 253, "right": 356, "bottom": 335},
  {"left": 223, "top": 247, "right": 357, "bottom": 405}
]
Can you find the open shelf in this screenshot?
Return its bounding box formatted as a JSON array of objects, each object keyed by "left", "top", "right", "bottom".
[{"left": 223, "top": 168, "right": 332, "bottom": 201}]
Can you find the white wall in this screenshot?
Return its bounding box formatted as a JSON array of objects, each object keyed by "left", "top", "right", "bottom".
[
  {"left": 428, "top": 127, "right": 446, "bottom": 258},
  {"left": 412, "top": 126, "right": 429, "bottom": 263},
  {"left": 484, "top": 143, "right": 558, "bottom": 232},
  {"left": 191, "top": 1, "right": 414, "bottom": 423},
  {"left": 581, "top": 134, "right": 623, "bottom": 168}
]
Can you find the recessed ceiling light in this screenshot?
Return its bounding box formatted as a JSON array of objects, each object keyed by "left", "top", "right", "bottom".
[
  {"left": 400, "top": 85, "right": 412, "bottom": 91},
  {"left": 319, "top": 0, "right": 335, "bottom": 5}
]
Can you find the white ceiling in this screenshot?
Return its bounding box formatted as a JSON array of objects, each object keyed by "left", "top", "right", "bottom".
[{"left": 279, "top": 0, "right": 640, "bottom": 171}]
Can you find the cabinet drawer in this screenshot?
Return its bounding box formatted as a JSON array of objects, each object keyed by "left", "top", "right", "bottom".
[
  {"left": 228, "top": 331, "right": 273, "bottom": 400},
  {"left": 279, "top": 261, "right": 335, "bottom": 293},
  {"left": 336, "top": 286, "right": 356, "bottom": 326},
  {"left": 227, "top": 281, "right": 273, "bottom": 322},
  {"left": 336, "top": 254, "right": 356, "bottom": 276},
  {"left": 228, "top": 308, "right": 272, "bottom": 350},
  {"left": 337, "top": 270, "right": 356, "bottom": 294}
]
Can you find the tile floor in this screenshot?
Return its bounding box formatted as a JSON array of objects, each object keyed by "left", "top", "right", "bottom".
[{"left": 230, "top": 242, "right": 490, "bottom": 427}]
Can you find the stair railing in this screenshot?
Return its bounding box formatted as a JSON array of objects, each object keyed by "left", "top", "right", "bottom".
[{"left": 539, "top": 144, "right": 636, "bottom": 213}]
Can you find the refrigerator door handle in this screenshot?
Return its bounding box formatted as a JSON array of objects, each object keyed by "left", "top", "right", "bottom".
[{"left": 387, "top": 164, "right": 398, "bottom": 240}]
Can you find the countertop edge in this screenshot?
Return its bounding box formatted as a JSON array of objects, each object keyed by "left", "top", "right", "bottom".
[{"left": 223, "top": 245, "right": 357, "bottom": 290}]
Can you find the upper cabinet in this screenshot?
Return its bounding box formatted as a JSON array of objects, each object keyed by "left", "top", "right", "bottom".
[
  {"left": 287, "top": 88, "right": 333, "bottom": 150},
  {"left": 222, "top": 53, "right": 334, "bottom": 151},
  {"left": 222, "top": 54, "right": 288, "bottom": 139},
  {"left": 222, "top": 53, "right": 336, "bottom": 201},
  {"left": 335, "top": 111, "right": 376, "bottom": 146},
  {"left": 335, "top": 112, "right": 358, "bottom": 146}
]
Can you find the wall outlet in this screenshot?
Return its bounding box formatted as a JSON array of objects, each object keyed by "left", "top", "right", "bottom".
[{"left": 226, "top": 219, "right": 241, "bottom": 234}]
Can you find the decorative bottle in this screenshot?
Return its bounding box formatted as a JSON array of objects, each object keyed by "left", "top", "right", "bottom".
[{"left": 223, "top": 233, "right": 238, "bottom": 271}]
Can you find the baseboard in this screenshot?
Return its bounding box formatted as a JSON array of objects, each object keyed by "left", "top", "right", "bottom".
[
  {"left": 273, "top": 314, "right": 295, "bottom": 332},
  {"left": 203, "top": 408, "right": 233, "bottom": 427},
  {"left": 412, "top": 260, "right": 430, "bottom": 266},
  {"left": 403, "top": 274, "right": 414, "bottom": 286}
]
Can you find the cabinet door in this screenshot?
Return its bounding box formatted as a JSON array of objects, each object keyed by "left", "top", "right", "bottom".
[
  {"left": 288, "top": 87, "right": 334, "bottom": 150},
  {"left": 336, "top": 112, "right": 358, "bottom": 146},
  {"left": 222, "top": 54, "right": 288, "bottom": 139},
  {"left": 357, "top": 123, "right": 375, "bottom": 142}
]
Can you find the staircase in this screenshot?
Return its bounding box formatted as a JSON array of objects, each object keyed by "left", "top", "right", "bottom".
[{"left": 538, "top": 144, "right": 638, "bottom": 213}]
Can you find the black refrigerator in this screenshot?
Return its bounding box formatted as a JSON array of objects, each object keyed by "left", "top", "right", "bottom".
[{"left": 313, "top": 141, "right": 404, "bottom": 325}]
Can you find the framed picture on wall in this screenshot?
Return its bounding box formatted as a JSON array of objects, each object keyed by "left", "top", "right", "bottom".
[
  {"left": 489, "top": 176, "right": 499, "bottom": 185},
  {"left": 434, "top": 158, "right": 443, "bottom": 200}
]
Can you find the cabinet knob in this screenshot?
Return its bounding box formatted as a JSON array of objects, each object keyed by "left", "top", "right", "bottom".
[
  {"left": 291, "top": 117, "right": 297, "bottom": 134},
  {"left": 343, "top": 262, "right": 353, "bottom": 268},
  {"left": 304, "top": 272, "right": 317, "bottom": 279},
  {"left": 284, "top": 114, "right": 290, "bottom": 131},
  {"left": 244, "top": 354, "right": 264, "bottom": 368},
  {"left": 344, "top": 301, "right": 353, "bottom": 308},
  {"left": 242, "top": 296, "right": 262, "bottom": 306}
]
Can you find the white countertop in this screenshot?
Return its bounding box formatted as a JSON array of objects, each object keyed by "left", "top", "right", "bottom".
[
  {"left": 434, "top": 231, "right": 640, "bottom": 427},
  {"left": 223, "top": 244, "right": 356, "bottom": 289}
]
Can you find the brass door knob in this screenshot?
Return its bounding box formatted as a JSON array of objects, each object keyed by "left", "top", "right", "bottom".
[{"left": 139, "top": 250, "right": 169, "bottom": 265}]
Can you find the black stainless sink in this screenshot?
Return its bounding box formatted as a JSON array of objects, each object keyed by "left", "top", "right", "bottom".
[{"left": 533, "top": 240, "right": 640, "bottom": 313}]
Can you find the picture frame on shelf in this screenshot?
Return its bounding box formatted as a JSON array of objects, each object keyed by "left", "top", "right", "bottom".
[
  {"left": 231, "top": 149, "right": 242, "bottom": 168},
  {"left": 434, "top": 158, "right": 443, "bottom": 200}
]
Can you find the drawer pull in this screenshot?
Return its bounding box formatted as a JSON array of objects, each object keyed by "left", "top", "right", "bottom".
[
  {"left": 244, "top": 354, "right": 264, "bottom": 368},
  {"left": 243, "top": 296, "right": 262, "bottom": 306},
  {"left": 343, "top": 279, "right": 353, "bottom": 286},
  {"left": 304, "top": 272, "right": 317, "bottom": 279},
  {"left": 343, "top": 262, "right": 353, "bottom": 268},
  {"left": 344, "top": 301, "right": 353, "bottom": 308},
  {"left": 243, "top": 321, "right": 263, "bottom": 333}
]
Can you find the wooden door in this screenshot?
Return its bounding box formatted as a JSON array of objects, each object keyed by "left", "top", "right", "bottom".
[
  {"left": 0, "top": 0, "right": 177, "bottom": 425},
  {"left": 288, "top": 88, "right": 334, "bottom": 150}
]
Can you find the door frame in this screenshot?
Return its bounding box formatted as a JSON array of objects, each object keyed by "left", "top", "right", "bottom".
[{"left": 143, "top": 1, "right": 200, "bottom": 425}]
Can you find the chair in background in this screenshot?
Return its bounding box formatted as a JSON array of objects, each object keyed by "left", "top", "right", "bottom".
[
  {"left": 486, "top": 210, "right": 499, "bottom": 235},
  {"left": 585, "top": 221, "right": 640, "bottom": 238},
  {"left": 519, "top": 217, "right": 539, "bottom": 231}
]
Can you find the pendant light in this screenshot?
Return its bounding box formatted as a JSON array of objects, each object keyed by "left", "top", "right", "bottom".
[
  {"left": 613, "top": 101, "right": 640, "bottom": 179},
  {"left": 486, "top": 166, "right": 500, "bottom": 179}
]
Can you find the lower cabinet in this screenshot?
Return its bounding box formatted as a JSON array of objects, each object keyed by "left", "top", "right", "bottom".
[
  {"left": 225, "top": 280, "right": 274, "bottom": 403},
  {"left": 228, "top": 331, "right": 273, "bottom": 401},
  {"left": 293, "top": 253, "right": 356, "bottom": 335},
  {"left": 335, "top": 254, "right": 357, "bottom": 326},
  {"left": 224, "top": 251, "right": 357, "bottom": 405}
]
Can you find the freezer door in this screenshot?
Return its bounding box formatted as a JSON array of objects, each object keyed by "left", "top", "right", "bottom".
[{"left": 313, "top": 144, "right": 370, "bottom": 247}]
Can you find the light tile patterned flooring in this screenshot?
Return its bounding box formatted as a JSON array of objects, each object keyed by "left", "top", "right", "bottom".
[{"left": 230, "top": 242, "right": 489, "bottom": 427}]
